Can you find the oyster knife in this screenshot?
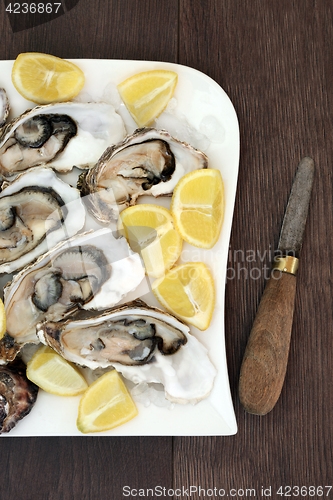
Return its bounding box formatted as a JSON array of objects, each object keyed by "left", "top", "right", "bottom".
[{"left": 238, "top": 157, "right": 315, "bottom": 415}]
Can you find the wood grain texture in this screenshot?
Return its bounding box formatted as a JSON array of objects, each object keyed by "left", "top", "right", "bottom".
[
  {"left": 176, "top": 0, "right": 333, "bottom": 496},
  {"left": 0, "top": 0, "right": 332, "bottom": 497},
  {"left": 0, "top": 436, "right": 172, "bottom": 499},
  {"left": 239, "top": 271, "right": 297, "bottom": 415},
  {"left": 0, "top": 0, "right": 178, "bottom": 61}
]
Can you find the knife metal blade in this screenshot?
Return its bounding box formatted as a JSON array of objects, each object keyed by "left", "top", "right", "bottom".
[{"left": 278, "top": 156, "right": 315, "bottom": 258}]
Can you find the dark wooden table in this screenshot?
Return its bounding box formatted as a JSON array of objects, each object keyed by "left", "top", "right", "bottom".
[{"left": 0, "top": 1, "right": 332, "bottom": 499}]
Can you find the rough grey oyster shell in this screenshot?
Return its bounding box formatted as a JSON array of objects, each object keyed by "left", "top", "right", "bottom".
[
  {"left": 0, "top": 361, "right": 38, "bottom": 434},
  {"left": 0, "top": 89, "right": 10, "bottom": 128}
]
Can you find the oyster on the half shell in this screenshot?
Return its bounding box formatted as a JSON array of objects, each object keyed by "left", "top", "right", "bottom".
[
  {"left": 78, "top": 127, "right": 208, "bottom": 222},
  {"left": 1, "top": 229, "right": 145, "bottom": 362},
  {"left": 0, "top": 166, "right": 85, "bottom": 274},
  {"left": 37, "top": 299, "right": 188, "bottom": 368},
  {"left": 0, "top": 102, "right": 125, "bottom": 180},
  {"left": 37, "top": 299, "right": 216, "bottom": 404}
]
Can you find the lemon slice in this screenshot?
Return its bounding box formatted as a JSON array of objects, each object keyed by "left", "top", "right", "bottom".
[
  {"left": 171, "top": 169, "right": 225, "bottom": 249},
  {"left": 26, "top": 346, "right": 88, "bottom": 396},
  {"left": 152, "top": 262, "right": 215, "bottom": 330},
  {"left": 0, "top": 299, "right": 6, "bottom": 340},
  {"left": 77, "top": 370, "right": 138, "bottom": 433},
  {"left": 117, "top": 70, "right": 178, "bottom": 127},
  {"left": 118, "top": 204, "right": 182, "bottom": 278},
  {"left": 12, "top": 53, "right": 85, "bottom": 104}
]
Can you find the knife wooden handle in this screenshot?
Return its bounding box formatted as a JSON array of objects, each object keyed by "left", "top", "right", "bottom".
[{"left": 239, "top": 270, "right": 297, "bottom": 415}]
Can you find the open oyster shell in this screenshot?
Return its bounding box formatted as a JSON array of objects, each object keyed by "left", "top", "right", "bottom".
[
  {"left": 78, "top": 127, "right": 208, "bottom": 222},
  {"left": 0, "top": 166, "right": 85, "bottom": 274},
  {"left": 0, "top": 89, "right": 10, "bottom": 128},
  {"left": 0, "top": 102, "right": 125, "bottom": 180},
  {"left": 37, "top": 299, "right": 216, "bottom": 404},
  {"left": 1, "top": 228, "right": 145, "bottom": 362},
  {"left": 0, "top": 361, "right": 38, "bottom": 434},
  {"left": 37, "top": 299, "right": 188, "bottom": 368}
]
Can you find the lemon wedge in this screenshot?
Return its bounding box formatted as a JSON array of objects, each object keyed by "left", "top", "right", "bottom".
[
  {"left": 0, "top": 299, "right": 6, "bottom": 340},
  {"left": 26, "top": 346, "right": 88, "bottom": 396},
  {"left": 77, "top": 370, "right": 138, "bottom": 433},
  {"left": 118, "top": 204, "right": 182, "bottom": 278},
  {"left": 12, "top": 53, "right": 85, "bottom": 104},
  {"left": 171, "top": 169, "right": 225, "bottom": 249},
  {"left": 152, "top": 262, "right": 215, "bottom": 330},
  {"left": 117, "top": 69, "right": 178, "bottom": 127}
]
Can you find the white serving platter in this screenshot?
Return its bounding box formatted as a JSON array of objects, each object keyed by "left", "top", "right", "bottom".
[{"left": 0, "top": 59, "right": 239, "bottom": 436}]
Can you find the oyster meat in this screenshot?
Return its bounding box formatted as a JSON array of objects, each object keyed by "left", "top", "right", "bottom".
[
  {"left": 0, "top": 361, "right": 38, "bottom": 433},
  {"left": 0, "top": 89, "right": 10, "bottom": 128},
  {"left": 0, "top": 102, "right": 125, "bottom": 180},
  {"left": 2, "top": 228, "right": 145, "bottom": 361},
  {"left": 0, "top": 166, "right": 85, "bottom": 274},
  {"left": 37, "top": 299, "right": 216, "bottom": 404},
  {"left": 37, "top": 299, "right": 188, "bottom": 368},
  {"left": 78, "top": 127, "right": 208, "bottom": 222}
]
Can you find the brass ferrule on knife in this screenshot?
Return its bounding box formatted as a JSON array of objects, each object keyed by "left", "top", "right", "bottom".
[{"left": 272, "top": 255, "right": 299, "bottom": 275}]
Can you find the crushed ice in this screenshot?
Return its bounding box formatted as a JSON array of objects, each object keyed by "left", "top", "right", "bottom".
[
  {"left": 74, "top": 83, "right": 226, "bottom": 149},
  {"left": 71, "top": 91, "right": 94, "bottom": 103},
  {"left": 155, "top": 98, "right": 211, "bottom": 151},
  {"left": 131, "top": 382, "right": 175, "bottom": 410},
  {"left": 199, "top": 115, "right": 226, "bottom": 143},
  {"left": 77, "top": 368, "right": 174, "bottom": 409},
  {"left": 100, "top": 82, "right": 122, "bottom": 110}
]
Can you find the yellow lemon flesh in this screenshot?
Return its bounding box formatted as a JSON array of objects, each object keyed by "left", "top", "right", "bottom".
[
  {"left": 152, "top": 262, "right": 215, "bottom": 331},
  {"left": 171, "top": 169, "right": 225, "bottom": 249},
  {"left": 27, "top": 346, "right": 88, "bottom": 396},
  {"left": 0, "top": 299, "right": 6, "bottom": 340},
  {"left": 118, "top": 204, "right": 182, "bottom": 278},
  {"left": 12, "top": 52, "right": 85, "bottom": 104},
  {"left": 117, "top": 70, "right": 178, "bottom": 127},
  {"left": 77, "top": 370, "right": 138, "bottom": 434}
]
